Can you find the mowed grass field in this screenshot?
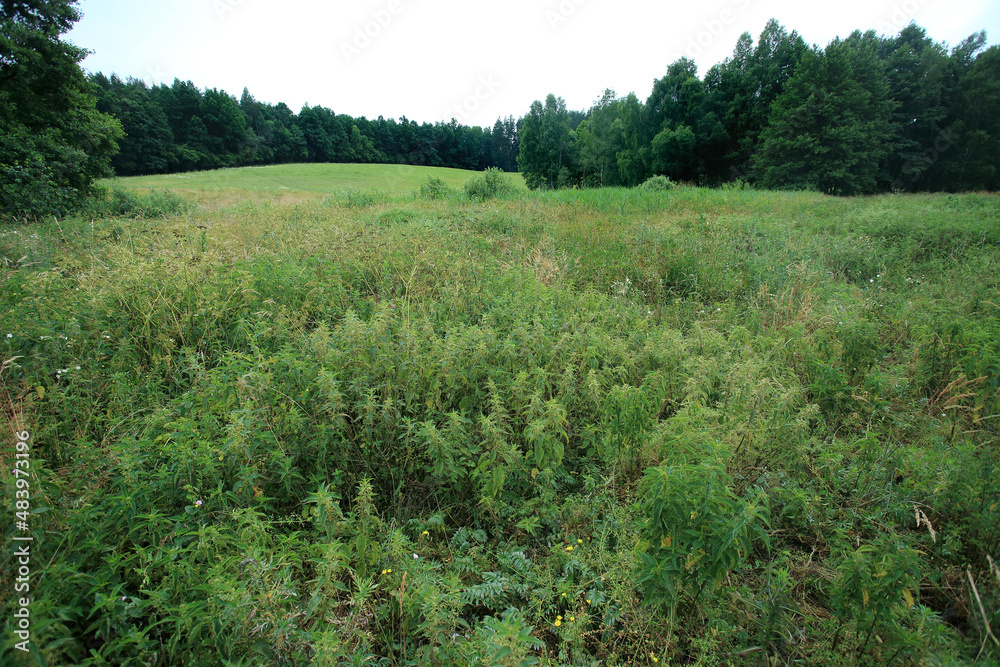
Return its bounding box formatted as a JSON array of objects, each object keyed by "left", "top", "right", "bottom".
[
  {"left": 1, "top": 165, "right": 999, "bottom": 666},
  {"left": 104, "top": 162, "right": 527, "bottom": 207}
]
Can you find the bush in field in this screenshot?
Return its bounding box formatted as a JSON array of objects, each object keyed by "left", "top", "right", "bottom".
[
  {"left": 0, "top": 152, "right": 83, "bottom": 220},
  {"left": 419, "top": 176, "right": 452, "bottom": 200},
  {"left": 639, "top": 174, "right": 675, "bottom": 191},
  {"left": 464, "top": 167, "right": 515, "bottom": 200},
  {"left": 83, "top": 186, "right": 189, "bottom": 219}
]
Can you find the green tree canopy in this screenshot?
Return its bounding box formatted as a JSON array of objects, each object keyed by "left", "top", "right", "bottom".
[
  {"left": 645, "top": 58, "right": 730, "bottom": 183},
  {"left": 752, "top": 32, "right": 895, "bottom": 195},
  {"left": 707, "top": 20, "right": 807, "bottom": 182},
  {"left": 616, "top": 92, "right": 651, "bottom": 187},
  {"left": 92, "top": 73, "right": 176, "bottom": 175},
  {"left": 878, "top": 24, "right": 949, "bottom": 191},
  {"left": 1, "top": 0, "right": 122, "bottom": 218},
  {"left": 517, "top": 94, "right": 575, "bottom": 189},
  {"left": 576, "top": 89, "right": 623, "bottom": 187},
  {"left": 942, "top": 45, "right": 1000, "bottom": 191}
]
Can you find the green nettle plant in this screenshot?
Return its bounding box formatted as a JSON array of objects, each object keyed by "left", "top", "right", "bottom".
[
  {"left": 748, "top": 562, "right": 801, "bottom": 655},
  {"left": 347, "top": 478, "right": 383, "bottom": 580},
  {"left": 601, "top": 383, "right": 655, "bottom": 475},
  {"left": 475, "top": 608, "right": 545, "bottom": 667},
  {"left": 523, "top": 396, "right": 569, "bottom": 472},
  {"left": 636, "top": 451, "right": 770, "bottom": 640},
  {"left": 830, "top": 538, "right": 922, "bottom": 660}
]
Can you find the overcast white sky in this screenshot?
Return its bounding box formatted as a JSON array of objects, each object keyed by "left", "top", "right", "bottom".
[{"left": 66, "top": 0, "right": 1000, "bottom": 128}]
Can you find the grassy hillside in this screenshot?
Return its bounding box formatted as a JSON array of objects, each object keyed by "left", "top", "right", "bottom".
[
  {"left": 102, "top": 163, "right": 527, "bottom": 207},
  {"left": 1, "top": 168, "right": 999, "bottom": 665}
]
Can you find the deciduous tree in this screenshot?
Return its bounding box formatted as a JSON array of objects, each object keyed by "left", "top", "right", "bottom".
[
  {"left": 753, "top": 32, "right": 895, "bottom": 195},
  {"left": 1, "top": 0, "right": 122, "bottom": 218}
]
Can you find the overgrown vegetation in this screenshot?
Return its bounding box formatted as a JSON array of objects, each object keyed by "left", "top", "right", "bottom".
[
  {"left": 1, "top": 172, "right": 998, "bottom": 665},
  {"left": 82, "top": 186, "right": 189, "bottom": 219}
]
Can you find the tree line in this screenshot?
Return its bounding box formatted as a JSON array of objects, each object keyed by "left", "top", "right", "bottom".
[
  {"left": 3, "top": 1, "right": 998, "bottom": 222},
  {"left": 89, "top": 74, "right": 521, "bottom": 178},
  {"left": 518, "top": 20, "right": 1000, "bottom": 194}
]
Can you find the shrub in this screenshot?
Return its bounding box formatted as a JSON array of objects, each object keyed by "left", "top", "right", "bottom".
[
  {"left": 0, "top": 153, "right": 83, "bottom": 221},
  {"left": 639, "top": 175, "right": 675, "bottom": 191},
  {"left": 420, "top": 176, "right": 452, "bottom": 200},
  {"left": 464, "top": 167, "right": 515, "bottom": 200}
]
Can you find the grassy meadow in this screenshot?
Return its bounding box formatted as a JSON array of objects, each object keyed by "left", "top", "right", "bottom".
[
  {"left": 1, "top": 164, "right": 999, "bottom": 666},
  {"left": 105, "top": 163, "right": 527, "bottom": 208}
]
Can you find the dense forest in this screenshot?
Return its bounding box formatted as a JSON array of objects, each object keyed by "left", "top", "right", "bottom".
[
  {"left": 518, "top": 21, "right": 1000, "bottom": 194},
  {"left": 2, "top": 3, "right": 998, "bottom": 221},
  {"left": 88, "top": 74, "right": 521, "bottom": 177},
  {"left": 90, "top": 19, "right": 1000, "bottom": 196}
]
